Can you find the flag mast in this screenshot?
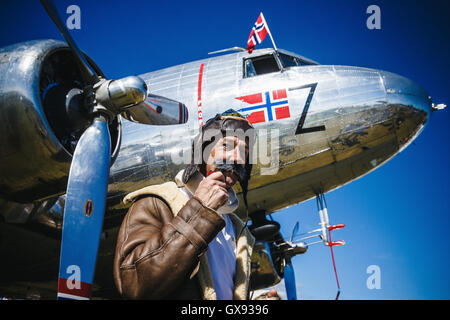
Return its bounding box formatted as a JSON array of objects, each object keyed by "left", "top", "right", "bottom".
[{"left": 260, "top": 12, "right": 278, "bottom": 51}]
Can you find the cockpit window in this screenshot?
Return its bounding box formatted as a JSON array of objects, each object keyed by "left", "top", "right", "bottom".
[
  {"left": 244, "top": 59, "right": 257, "bottom": 78},
  {"left": 278, "top": 52, "right": 316, "bottom": 67},
  {"left": 278, "top": 53, "right": 299, "bottom": 68},
  {"left": 244, "top": 54, "right": 280, "bottom": 78},
  {"left": 298, "top": 59, "right": 316, "bottom": 66}
]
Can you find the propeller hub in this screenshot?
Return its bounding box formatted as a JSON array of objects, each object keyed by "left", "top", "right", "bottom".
[{"left": 94, "top": 76, "right": 148, "bottom": 118}]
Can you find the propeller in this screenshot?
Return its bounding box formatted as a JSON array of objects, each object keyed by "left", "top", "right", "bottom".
[
  {"left": 40, "top": 0, "right": 98, "bottom": 85},
  {"left": 39, "top": 0, "right": 185, "bottom": 299},
  {"left": 57, "top": 118, "right": 110, "bottom": 300},
  {"left": 290, "top": 221, "right": 299, "bottom": 243},
  {"left": 282, "top": 221, "right": 302, "bottom": 300},
  {"left": 283, "top": 257, "right": 297, "bottom": 300}
]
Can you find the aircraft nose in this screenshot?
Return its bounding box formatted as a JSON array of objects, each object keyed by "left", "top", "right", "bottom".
[
  {"left": 379, "top": 70, "right": 432, "bottom": 149},
  {"left": 380, "top": 70, "right": 432, "bottom": 120}
]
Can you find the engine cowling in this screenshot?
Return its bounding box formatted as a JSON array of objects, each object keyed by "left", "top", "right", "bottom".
[{"left": 0, "top": 40, "right": 121, "bottom": 203}]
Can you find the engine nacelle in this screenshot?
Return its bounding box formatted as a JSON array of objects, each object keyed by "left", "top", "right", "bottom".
[{"left": 0, "top": 40, "right": 121, "bottom": 203}]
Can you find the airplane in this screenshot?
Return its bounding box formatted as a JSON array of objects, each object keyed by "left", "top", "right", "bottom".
[{"left": 0, "top": 1, "right": 446, "bottom": 300}]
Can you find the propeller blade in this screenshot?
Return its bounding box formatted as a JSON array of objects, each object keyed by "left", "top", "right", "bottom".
[
  {"left": 40, "top": 0, "right": 98, "bottom": 84},
  {"left": 284, "top": 258, "right": 297, "bottom": 300},
  {"left": 57, "top": 118, "right": 111, "bottom": 300},
  {"left": 290, "top": 221, "right": 299, "bottom": 243}
]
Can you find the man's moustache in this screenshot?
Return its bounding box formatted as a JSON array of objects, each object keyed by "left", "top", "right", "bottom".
[{"left": 212, "top": 161, "right": 246, "bottom": 184}]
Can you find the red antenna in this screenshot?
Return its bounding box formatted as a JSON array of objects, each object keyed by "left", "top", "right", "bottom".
[
  {"left": 317, "top": 193, "right": 345, "bottom": 300},
  {"left": 289, "top": 193, "right": 346, "bottom": 300},
  {"left": 327, "top": 224, "right": 346, "bottom": 299}
]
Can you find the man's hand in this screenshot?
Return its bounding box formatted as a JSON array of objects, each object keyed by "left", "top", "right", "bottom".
[{"left": 194, "top": 171, "right": 229, "bottom": 211}]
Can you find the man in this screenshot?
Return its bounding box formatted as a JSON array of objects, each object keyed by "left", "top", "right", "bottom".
[{"left": 113, "top": 110, "right": 258, "bottom": 299}]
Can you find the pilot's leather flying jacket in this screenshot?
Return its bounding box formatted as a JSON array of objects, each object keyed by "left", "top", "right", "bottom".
[{"left": 113, "top": 180, "right": 255, "bottom": 300}]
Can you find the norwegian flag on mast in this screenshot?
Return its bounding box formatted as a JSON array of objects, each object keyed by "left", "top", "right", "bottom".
[{"left": 246, "top": 12, "right": 277, "bottom": 53}]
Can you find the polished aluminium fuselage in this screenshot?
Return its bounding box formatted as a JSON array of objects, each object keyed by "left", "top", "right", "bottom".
[
  {"left": 0, "top": 46, "right": 432, "bottom": 298},
  {"left": 105, "top": 48, "right": 431, "bottom": 222}
]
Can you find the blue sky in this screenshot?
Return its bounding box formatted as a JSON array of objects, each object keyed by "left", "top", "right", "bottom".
[{"left": 1, "top": 0, "right": 449, "bottom": 299}]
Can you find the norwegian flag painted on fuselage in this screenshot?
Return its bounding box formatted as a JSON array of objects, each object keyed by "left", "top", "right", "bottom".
[
  {"left": 236, "top": 89, "right": 290, "bottom": 124},
  {"left": 247, "top": 13, "right": 268, "bottom": 53}
]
